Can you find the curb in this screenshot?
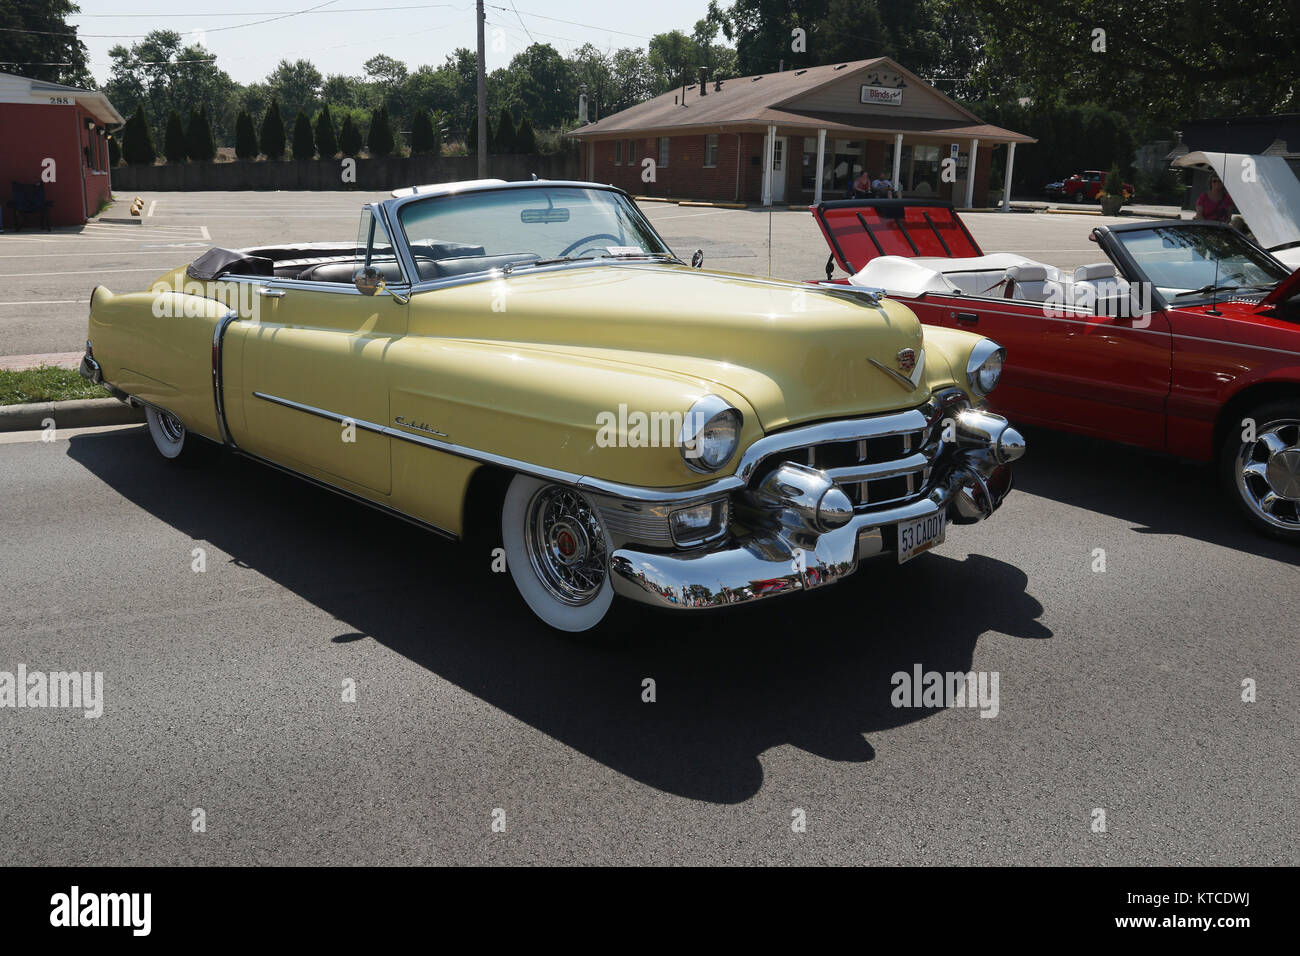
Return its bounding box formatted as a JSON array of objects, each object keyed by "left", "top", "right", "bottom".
[
  {"left": 0, "top": 398, "right": 145, "bottom": 432},
  {"left": 678, "top": 200, "right": 748, "bottom": 209}
]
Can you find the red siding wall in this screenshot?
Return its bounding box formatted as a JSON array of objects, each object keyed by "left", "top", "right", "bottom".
[{"left": 0, "top": 102, "right": 112, "bottom": 227}]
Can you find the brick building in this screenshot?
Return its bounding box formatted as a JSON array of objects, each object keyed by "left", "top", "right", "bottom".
[
  {"left": 569, "top": 57, "right": 1033, "bottom": 209},
  {"left": 0, "top": 72, "right": 124, "bottom": 227}
]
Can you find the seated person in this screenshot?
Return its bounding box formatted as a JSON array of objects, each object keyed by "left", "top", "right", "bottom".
[{"left": 871, "top": 174, "right": 895, "bottom": 198}]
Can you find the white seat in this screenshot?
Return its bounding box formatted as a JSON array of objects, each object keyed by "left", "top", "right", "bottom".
[
  {"left": 1006, "top": 265, "right": 1052, "bottom": 301},
  {"left": 1074, "top": 262, "right": 1116, "bottom": 282}
]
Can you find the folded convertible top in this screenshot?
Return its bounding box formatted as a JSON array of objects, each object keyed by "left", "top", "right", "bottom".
[{"left": 186, "top": 247, "right": 274, "bottom": 280}]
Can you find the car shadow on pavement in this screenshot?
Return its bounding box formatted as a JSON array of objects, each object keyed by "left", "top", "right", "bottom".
[
  {"left": 1013, "top": 426, "right": 1300, "bottom": 565},
  {"left": 69, "top": 432, "right": 1050, "bottom": 804}
]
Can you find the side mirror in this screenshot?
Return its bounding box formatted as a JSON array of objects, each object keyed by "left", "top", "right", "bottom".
[
  {"left": 354, "top": 265, "right": 385, "bottom": 296},
  {"left": 691, "top": 248, "right": 704, "bottom": 269}
]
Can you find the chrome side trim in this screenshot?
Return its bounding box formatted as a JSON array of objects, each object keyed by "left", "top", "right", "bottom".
[
  {"left": 252, "top": 390, "right": 585, "bottom": 486},
  {"left": 252, "top": 389, "right": 940, "bottom": 506},
  {"left": 212, "top": 309, "right": 240, "bottom": 448},
  {"left": 218, "top": 274, "right": 414, "bottom": 301},
  {"left": 253, "top": 391, "right": 387, "bottom": 436}
]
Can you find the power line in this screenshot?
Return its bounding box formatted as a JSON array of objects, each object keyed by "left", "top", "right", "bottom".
[
  {"left": 485, "top": 3, "right": 652, "bottom": 41},
  {"left": 506, "top": 0, "right": 535, "bottom": 45},
  {"left": 70, "top": 3, "right": 461, "bottom": 15},
  {"left": 3, "top": 0, "right": 349, "bottom": 39}
]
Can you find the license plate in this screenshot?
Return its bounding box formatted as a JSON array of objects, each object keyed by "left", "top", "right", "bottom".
[{"left": 897, "top": 513, "right": 946, "bottom": 564}]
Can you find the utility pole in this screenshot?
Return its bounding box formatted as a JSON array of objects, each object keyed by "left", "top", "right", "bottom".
[{"left": 476, "top": 0, "right": 487, "bottom": 177}]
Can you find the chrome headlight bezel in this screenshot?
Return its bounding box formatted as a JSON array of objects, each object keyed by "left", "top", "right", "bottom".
[
  {"left": 966, "top": 339, "right": 1005, "bottom": 397},
  {"left": 679, "top": 395, "right": 742, "bottom": 474}
]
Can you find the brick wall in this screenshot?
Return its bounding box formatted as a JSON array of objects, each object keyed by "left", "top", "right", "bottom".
[{"left": 590, "top": 133, "right": 755, "bottom": 201}]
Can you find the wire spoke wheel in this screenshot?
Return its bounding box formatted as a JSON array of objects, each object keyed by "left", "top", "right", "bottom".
[
  {"left": 525, "top": 485, "right": 609, "bottom": 606},
  {"left": 501, "top": 474, "right": 615, "bottom": 632}
]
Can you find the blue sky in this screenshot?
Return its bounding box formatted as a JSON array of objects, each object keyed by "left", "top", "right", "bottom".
[{"left": 71, "top": 0, "right": 724, "bottom": 85}]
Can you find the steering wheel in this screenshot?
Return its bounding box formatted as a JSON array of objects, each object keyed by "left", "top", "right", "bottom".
[{"left": 558, "top": 233, "right": 623, "bottom": 258}]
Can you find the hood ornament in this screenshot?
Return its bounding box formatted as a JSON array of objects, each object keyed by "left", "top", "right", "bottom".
[{"left": 868, "top": 348, "right": 925, "bottom": 392}]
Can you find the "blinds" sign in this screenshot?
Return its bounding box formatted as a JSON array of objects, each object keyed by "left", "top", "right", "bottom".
[{"left": 860, "top": 85, "right": 903, "bottom": 107}]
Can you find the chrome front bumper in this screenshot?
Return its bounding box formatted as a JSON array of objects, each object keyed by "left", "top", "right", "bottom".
[{"left": 609, "top": 437, "right": 1018, "bottom": 611}]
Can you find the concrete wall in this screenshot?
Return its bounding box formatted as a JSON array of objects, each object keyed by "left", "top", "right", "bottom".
[{"left": 111, "top": 152, "right": 580, "bottom": 191}]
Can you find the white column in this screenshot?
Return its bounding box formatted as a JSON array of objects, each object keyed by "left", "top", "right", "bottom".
[
  {"left": 762, "top": 122, "right": 777, "bottom": 205},
  {"left": 1001, "top": 142, "right": 1017, "bottom": 213},
  {"left": 963, "top": 138, "right": 979, "bottom": 208},
  {"left": 891, "top": 133, "right": 903, "bottom": 196},
  {"left": 813, "top": 128, "right": 827, "bottom": 205}
]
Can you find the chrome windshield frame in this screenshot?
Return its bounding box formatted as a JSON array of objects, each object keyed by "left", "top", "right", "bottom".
[{"left": 379, "top": 180, "right": 675, "bottom": 286}]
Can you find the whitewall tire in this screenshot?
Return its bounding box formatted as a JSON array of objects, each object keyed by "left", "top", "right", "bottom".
[
  {"left": 145, "top": 405, "right": 190, "bottom": 460},
  {"left": 501, "top": 474, "right": 615, "bottom": 632}
]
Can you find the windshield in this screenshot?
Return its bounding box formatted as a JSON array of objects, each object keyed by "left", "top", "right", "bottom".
[
  {"left": 1112, "top": 224, "right": 1289, "bottom": 301},
  {"left": 396, "top": 186, "right": 673, "bottom": 281}
]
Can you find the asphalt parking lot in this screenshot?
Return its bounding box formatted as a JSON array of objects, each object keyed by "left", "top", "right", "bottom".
[
  {"left": 0, "top": 189, "right": 1130, "bottom": 358},
  {"left": 1, "top": 191, "right": 1295, "bottom": 865}
]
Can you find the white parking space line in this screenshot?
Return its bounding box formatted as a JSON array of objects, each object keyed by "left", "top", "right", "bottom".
[
  {"left": 148, "top": 200, "right": 157, "bottom": 217},
  {"left": 0, "top": 250, "right": 196, "bottom": 259},
  {"left": 0, "top": 299, "right": 90, "bottom": 306},
  {"left": 0, "top": 267, "right": 169, "bottom": 278},
  {"left": 200, "top": 225, "right": 210, "bottom": 240}
]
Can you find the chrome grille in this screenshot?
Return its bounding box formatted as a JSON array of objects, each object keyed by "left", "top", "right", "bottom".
[{"left": 757, "top": 416, "right": 939, "bottom": 512}]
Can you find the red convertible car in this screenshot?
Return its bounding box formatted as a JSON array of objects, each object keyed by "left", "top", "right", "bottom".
[{"left": 810, "top": 199, "right": 1300, "bottom": 540}]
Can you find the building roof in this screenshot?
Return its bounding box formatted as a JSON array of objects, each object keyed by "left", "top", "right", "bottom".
[
  {"left": 569, "top": 58, "right": 1033, "bottom": 144},
  {"left": 0, "top": 71, "right": 125, "bottom": 125}
]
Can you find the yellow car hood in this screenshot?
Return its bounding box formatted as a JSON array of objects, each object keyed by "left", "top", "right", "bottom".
[{"left": 414, "top": 263, "right": 946, "bottom": 430}]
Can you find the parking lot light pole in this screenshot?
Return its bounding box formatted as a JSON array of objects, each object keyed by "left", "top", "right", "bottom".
[
  {"left": 476, "top": 0, "right": 487, "bottom": 177},
  {"left": 1002, "top": 142, "right": 1017, "bottom": 213}
]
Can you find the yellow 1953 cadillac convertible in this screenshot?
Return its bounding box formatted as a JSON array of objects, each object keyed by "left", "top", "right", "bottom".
[{"left": 80, "top": 179, "right": 1025, "bottom": 631}]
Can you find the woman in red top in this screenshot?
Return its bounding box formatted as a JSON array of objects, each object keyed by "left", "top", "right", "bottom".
[{"left": 1195, "top": 175, "right": 1234, "bottom": 222}]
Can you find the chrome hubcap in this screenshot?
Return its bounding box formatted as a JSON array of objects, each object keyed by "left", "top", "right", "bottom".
[
  {"left": 158, "top": 411, "right": 185, "bottom": 443},
  {"left": 1237, "top": 420, "right": 1300, "bottom": 529},
  {"left": 525, "top": 486, "right": 608, "bottom": 606}
]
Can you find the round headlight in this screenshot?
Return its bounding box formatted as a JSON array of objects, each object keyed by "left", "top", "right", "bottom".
[
  {"left": 966, "top": 340, "right": 1005, "bottom": 397},
  {"left": 680, "top": 396, "right": 742, "bottom": 473}
]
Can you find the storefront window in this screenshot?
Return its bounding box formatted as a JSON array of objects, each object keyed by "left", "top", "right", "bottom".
[
  {"left": 801, "top": 137, "right": 822, "bottom": 191},
  {"left": 909, "top": 145, "right": 941, "bottom": 197},
  {"left": 704, "top": 134, "right": 718, "bottom": 168},
  {"left": 826, "top": 140, "right": 864, "bottom": 195}
]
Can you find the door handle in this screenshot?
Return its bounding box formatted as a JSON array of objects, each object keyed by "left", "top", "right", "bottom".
[
  {"left": 955, "top": 311, "right": 979, "bottom": 325},
  {"left": 258, "top": 288, "right": 285, "bottom": 298}
]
